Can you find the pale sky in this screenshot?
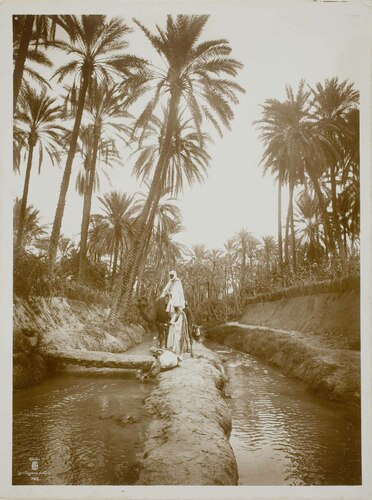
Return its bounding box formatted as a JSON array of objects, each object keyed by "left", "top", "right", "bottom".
[{"left": 12, "top": 1, "right": 365, "bottom": 251}]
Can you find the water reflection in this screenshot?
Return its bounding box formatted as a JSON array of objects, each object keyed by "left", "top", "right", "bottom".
[
  {"left": 211, "top": 343, "right": 361, "bottom": 486},
  {"left": 13, "top": 371, "right": 152, "bottom": 485}
]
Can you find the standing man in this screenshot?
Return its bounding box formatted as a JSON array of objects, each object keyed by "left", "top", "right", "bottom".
[{"left": 160, "top": 270, "right": 185, "bottom": 316}]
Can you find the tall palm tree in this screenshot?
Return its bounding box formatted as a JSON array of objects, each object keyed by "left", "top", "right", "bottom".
[
  {"left": 133, "top": 115, "right": 211, "bottom": 197},
  {"left": 309, "top": 78, "right": 359, "bottom": 254},
  {"left": 256, "top": 81, "right": 311, "bottom": 272},
  {"left": 339, "top": 107, "right": 359, "bottom": 250},
  {"left": 14, "top": 86, "right": 66, "bottom": 250},
  {"left": 13, "top": 15, "right": 58, "bottom": 112},
  {"left": 48, "top": 15, "right": 144, "bottom": 264},
  {"left": 111, "top": 14, "right": 244, "bottom": 321},
  {"left": 77, "top": 83, "right": 133, "bottom": 282},
  {"left": 256, "top": 105, "right": 286, "bottom": 271}
]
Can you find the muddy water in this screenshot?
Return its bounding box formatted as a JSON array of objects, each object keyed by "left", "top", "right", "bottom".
[
  {"left": 208, "top": 341, "right": 361, "bottom": 486},
  {"left": 13, "top": 370, "right": 152, "bottom": 485}
]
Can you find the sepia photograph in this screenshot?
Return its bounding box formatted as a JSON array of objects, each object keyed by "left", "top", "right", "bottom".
[{"left": 1, "top": 0, "right": 371, "bottom": 499}]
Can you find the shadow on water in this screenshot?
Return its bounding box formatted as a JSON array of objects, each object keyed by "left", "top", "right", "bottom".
[
  {"left": 13, "top": 369, "right": 153, "bottom": 485},
  {"left": 207, "top": 341, "right": 361, "bottom": 486}
]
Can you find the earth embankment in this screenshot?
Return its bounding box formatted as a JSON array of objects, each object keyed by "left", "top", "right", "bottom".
[
  {"left": 13, "top": 296, "right": 146, "bottom": 388},
  {"left": 241, "top": 289, "right": 360, "bottom": 350},
  {"left": 206, "top": 290, "right": 360, "bottom": 406},
  {"left": 136, "top": 343, "right": 238, "bottom": 485}
]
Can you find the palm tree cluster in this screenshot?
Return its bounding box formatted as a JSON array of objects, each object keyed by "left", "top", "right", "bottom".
[
  {"left": 256, "top": 78, "right": 359, "bottom": 276},
  {"left": 13, "top": 16, "right": 359, "bottom": 319},
  {"left": 13, "top": 14, "right": 245, "bottom": 316},
  {"left": 134, "top": 228, "right": 278, "bottom": 322}
]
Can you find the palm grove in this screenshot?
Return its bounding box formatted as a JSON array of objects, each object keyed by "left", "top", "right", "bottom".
[{"left": 13, "top": 14, "right": 359, "bottom": 323}]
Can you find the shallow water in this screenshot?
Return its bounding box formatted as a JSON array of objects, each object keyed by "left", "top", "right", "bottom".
[
  {"left": 13, "top": 370, "right": 152, "bottom": 485},
  {"left": 207, "top": 341, "right": 361, "bottom": 486}
]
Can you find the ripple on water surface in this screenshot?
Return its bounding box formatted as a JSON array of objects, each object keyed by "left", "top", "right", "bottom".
[
  {"left": 211, "top": 344, "right": 361, "bottom": 486},
  {"left": 13, "top": 371, "right": 152, "bottom": 485}
]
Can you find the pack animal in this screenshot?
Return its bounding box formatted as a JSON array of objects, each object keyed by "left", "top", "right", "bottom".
[
  {"left": 135, "top": 297, "right": 200, "bottom": 353},
  {"left": 135, "top": 296, "right": 170, "bottom": 347}
]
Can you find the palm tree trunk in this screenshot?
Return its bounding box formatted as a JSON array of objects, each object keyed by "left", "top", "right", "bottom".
[
  {"left": 277, "top": 180, "right": 283, "bottom": 268},
  {"left": 109, "top": 88, "right": 182, "bottom": 322},
  {"left": 78, "top": 125, "right": 100, "bottom": 283},
  {"left": 13, "top": 15, "right": 34, "bottom": 113},
  {"left": 16, "top": 140, "right": 35, "bottom": 249},
  {"left": 289, "top": 181, "right": 297, "bottom": 272},
  {"left": 309, "top": 171, "right": 337, "bottom": 257},
  {"left": 284, "top": 195, "right": 290, "bottom": 264},
  {"left": 110, "top": 236, "right": 120, "bottom": 288},
  {"left": 48, "top": 71, "right": 90, "bottom": 264},
  {"left": 330, "top": 163, "right": 344, "bottom": 255}
]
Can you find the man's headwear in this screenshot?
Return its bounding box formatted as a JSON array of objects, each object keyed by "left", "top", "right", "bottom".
[{"left": 169, "top": 270, "right": 177, "bottom": 279}]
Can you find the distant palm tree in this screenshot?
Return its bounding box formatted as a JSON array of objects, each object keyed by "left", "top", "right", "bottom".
[
  {"left": 224, "top": 237, "right": 240, "bottom": 312},
  {"left": 14, "top": 86, "right": 66, "bottom": 250},
  {"left": 262, "top": 235, "right": 276, "bottom": 275},
  {"left": 256, "top": 81, "right": 311, "bottom": 272},
  {"left": 58, "top": 235, "right": 76, "bottom": 259},
  {"left": 13, "top": 198, "right": 47, "bottom": 249},
  {"left": 295, "top": 190, "right": 325, "bottom": 262},
  {"left": 48, "top": 15, "right": 144, "bottom": 264},
  {"left": 91, "top": 191, "right": 138, "bottom": 285},
  {"left": 111, "top": 14, "right": 244, "bottom": 321}
]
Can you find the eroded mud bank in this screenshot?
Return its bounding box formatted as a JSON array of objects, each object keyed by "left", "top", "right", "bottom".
[
  {"left": 207, "top": 324, "right": 360, "bottom": 406},
  {"left": 136, "top": 343, "right": 238, "bottom": 485},
  {"left": 13, "top": 296, "right": 146, "bottom": 388}
]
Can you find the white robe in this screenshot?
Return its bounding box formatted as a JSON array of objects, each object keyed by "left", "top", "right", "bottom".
[
  {"left": 167, "top": 312, "right": 187, "bottom": 356},
  {"left": 160, "top": 277, "right": 185, "bottom": 313}
]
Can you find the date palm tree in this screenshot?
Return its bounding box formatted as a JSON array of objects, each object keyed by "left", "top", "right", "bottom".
[
  {"left": 132, "top": 115, "right": 211, "bottom": 197},
  {"left": 13, "top": 198, "right": 47, "bottom": 250},
  {"left": 111, "top": 14, "right": 244, "bottom": 321},
  {"left": 90, "top": 192, "right": 138, "bottom": 285},
  {"left": 256, "top": 82, "right": 311, "bottom": 272},
  {"left": 262, "top": 235, "right": 277, "bottom": 275},
  {"left": 309, "top": 78, "right": 359, "bottom": 254},
  {"left": 14, "top": 86, "right": 66, "bottom": 250},
  {"left": 48, "top": 15, "right": 144, "bottom": 264},
  {"left": 295, "top": 189, "right": 324, "bottom": 262},
  {"left": 76, "top": 83, "right": 133, "bottom": 282},
  {"left": 224, "top": 237, "right": 240, "bottom": 313},
  {"left": 13, "top": 15, "right": 59, "bottom": 112},
  {"left": 233, "top": 228, "right": 259, "bottom": 302}
]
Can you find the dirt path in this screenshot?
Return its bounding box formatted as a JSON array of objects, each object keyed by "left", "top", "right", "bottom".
[{"left": 136, "top": 343, "right": 238, "bottom": 485}]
